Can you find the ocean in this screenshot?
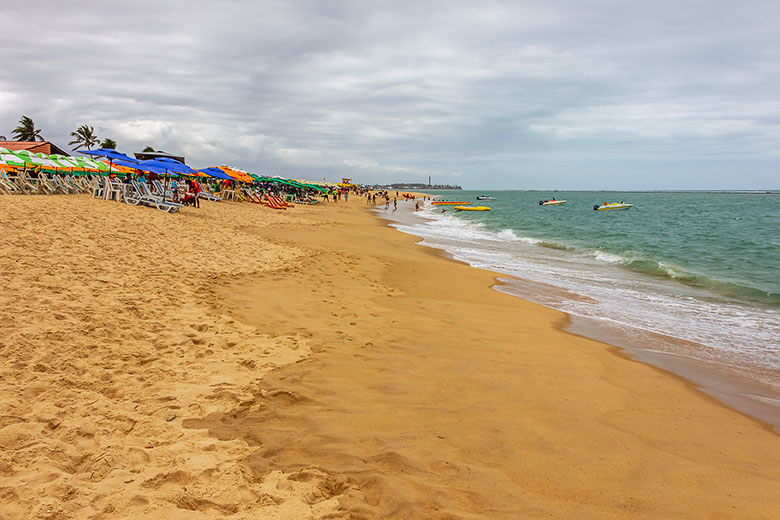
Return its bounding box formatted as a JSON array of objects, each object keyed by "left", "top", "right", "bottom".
[{"left": 378, "top": 190, "right": 780, "bottom": 430}]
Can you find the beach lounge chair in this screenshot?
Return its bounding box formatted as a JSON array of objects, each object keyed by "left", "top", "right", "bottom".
[
  {"left": 241, "top": 188, "right": 262, "bottom": 204},
  {"left": 197, "top": 187, "right": 222, "bottom": 202},
  {"left": 268, "top": 194, "right": 294, "bottom": 208},
  {"left": 125, "top": 180, "right": 183, "bottom": 213},
  {"left": 151, "top": 179, "right": 178, "bottom": 201},
  {"left": 57, "top": 174, "right": 83, "bottom": 193},
  {"left": 241, "top": 188, "right": 284, "bottom": 209},
  {"left": 16, "top": 171, "right": 40, "bottom": 194},
  {"left": 49, "top": 174, "right": 74, "bottom": 194},
  {"left": 264, "top": 194, "right": 288, "bottom": 209},
  {"left": 0, "top": 170, "right": 22, "bottom": 194}
]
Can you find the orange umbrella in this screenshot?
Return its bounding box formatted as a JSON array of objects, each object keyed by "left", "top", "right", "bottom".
[{"left": 218, "top": 166, "right": 254, "bottom": 183}]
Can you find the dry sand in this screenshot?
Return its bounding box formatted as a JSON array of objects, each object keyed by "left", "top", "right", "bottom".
[{"left": 1, "top": 193, "right": 778, "bottom": 519}]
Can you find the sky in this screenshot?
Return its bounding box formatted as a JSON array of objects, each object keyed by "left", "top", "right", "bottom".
[{"left": 1, "top": 0, "right": 778, "bottom": 189}]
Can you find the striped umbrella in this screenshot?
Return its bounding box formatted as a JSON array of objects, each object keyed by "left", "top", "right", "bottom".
[{"left": 0, "top": 149, "right": 28, "bottom": 168}]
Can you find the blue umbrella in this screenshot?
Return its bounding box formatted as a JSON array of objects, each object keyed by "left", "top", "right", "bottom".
[
  {"left": 112, "top": 158, "right": 168, "bottom": 175},
  {"left": 137, "top": 158, "right": 200, "bottom": 202},
  {"left": 142, "top": 157, "right": 200, "bottom": 176},
  {"left": 81, "top": 148, "right": 136, "bottom": 161},
  {"left": 81, "top": 148, "right": 138, "bottom": 176},
  {"left": 199, "top": 167, "right": 234, "bottom": 180}
]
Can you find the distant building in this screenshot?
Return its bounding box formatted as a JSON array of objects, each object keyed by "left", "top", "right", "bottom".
[
  {"left": 0, "top": 141, "right": 70, "bottom": 156},
  {"left": 133, "top": 150, "right": 186, "bottom": 163}
]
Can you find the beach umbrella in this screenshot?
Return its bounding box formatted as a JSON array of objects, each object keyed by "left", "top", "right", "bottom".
[
  {"left": 74, "top": 156, "right": 111, "bottom": 173},
  {"left": 31, "top": 152, "right": 65, "bottom": 170},
  {"left": 11, "top": 150, "right": 60, "bottom": 173},
  {"left": 8, "top": 150, "right": 34, "bottom": 165},
  {"left": 0, "top": 150, "right": 28, "bottom": 168},
  {"left": 146, "top": 157, "right": 200, "bottom": 175},
  {"left": 81, "top": 148, "right": 135, "bottom": 161},
  {"left": 218, "top": 166, "right": 254, "bottom": 183},
  {"left": 131, "top": 158, "right": 202, "bottom": 202},
  {"left": 50, "top": 154, "right": 88, "bottom": 175},
  {"left": 111, "top": 158, "right": 167, "bottom": 175},
  {"left": 82, "top": 148, "right": 137, "bottom": 177},
  {"left": 199, "top": 167, "right": 234, "bottom": 180}
]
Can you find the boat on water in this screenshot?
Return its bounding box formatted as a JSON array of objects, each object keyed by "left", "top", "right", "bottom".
[
  {"left": 431, "top": 200, "right": 471, "bottom": 205},
  {"left": 455, "top": 205, "right": 491, "bottom": 211},
  {"left": 593, "top": 202, "right": 633, "bottom": 211},
  {"left": 539, "top": 199, "right": 566, "bottom": 206},
  {"left": 476, "top": 195, "right": 496, "bottom": 201}
]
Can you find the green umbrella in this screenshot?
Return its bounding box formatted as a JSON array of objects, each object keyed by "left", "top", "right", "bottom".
[
  {"left": 0, "top": 150, "right": 27, "bottom": 168},
  {"left": 4, "top": 150, "right": 34, "bottom": 165}
]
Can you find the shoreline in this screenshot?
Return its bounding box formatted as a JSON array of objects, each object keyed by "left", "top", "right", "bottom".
[
  {"left": 377, "top": 199, "right": 780, "bottom": 434},
  {"left": 2, "top": 194, "right": 779, "bottom": 518},
  {"left": 210, "top": 197, "right": 779, "bottom": 517}
]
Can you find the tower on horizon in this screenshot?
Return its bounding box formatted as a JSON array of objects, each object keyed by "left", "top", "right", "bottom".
[{"left": 428, "top": 176, "right": 431, "bottom": 186}]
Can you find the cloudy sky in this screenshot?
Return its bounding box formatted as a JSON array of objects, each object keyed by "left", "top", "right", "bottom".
[{"left": 2, "top": 0, "right": 778, "bottom": 189}]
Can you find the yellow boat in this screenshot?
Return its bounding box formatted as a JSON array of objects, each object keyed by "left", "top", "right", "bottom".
[
  {"left": 454, "top": 205, "right": 491, "bottom": 211},
  {"left": 593, "top": 202, "right": 633, "bottom": 211}
]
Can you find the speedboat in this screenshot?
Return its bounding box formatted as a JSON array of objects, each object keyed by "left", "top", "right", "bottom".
[
  {"left": 539, "top": 199, "right": 566, "bottom": 206},
  {"left": 593, "top": 202, "right": 633, "bottom": 211},
  {"left": 431, "top": 200, "right": 471, "bottom": 205},
  {"left": 455, "top": 205, "right": 491, "bottom": 211},
  {"left": 476, "top": 195, "right": 495, "bottom": 201}
]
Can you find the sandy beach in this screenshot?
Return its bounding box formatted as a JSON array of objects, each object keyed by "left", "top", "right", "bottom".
[{"left": 1, "top": 194, "right": 778, "bottom": 519}]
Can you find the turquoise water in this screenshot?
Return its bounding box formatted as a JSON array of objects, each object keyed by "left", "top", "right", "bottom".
[
  {"left": 381, "top": 190, "right": 780, "bottom": 427},
  {"left": 435, "top": 191, "right": 779, "bottom": 306}
]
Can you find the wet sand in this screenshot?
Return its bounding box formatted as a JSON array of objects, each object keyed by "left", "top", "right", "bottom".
[{"left": 1, "top": 194, "right": 779, "bottom": 519}]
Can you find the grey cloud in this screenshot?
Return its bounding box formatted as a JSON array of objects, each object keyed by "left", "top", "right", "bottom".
[{"left": 1, "top": 0, "right": 778, "bottom": 188}]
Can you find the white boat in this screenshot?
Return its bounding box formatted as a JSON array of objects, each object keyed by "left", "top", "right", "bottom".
[
  {"left": 593, "top": 202, "right": 633, "bottom": 211},
  {"left": 539, "top": 199, "right": 566, "bottom": 206},
  {"left": 476, "top": 195, "right": 495, "bottom": 201}
]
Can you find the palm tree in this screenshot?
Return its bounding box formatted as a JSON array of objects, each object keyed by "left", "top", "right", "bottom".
[
  {"left": 12, "top": 116, "right": 43, "bottom": 141},
  {"left": 69, "top": 124, "right": 100, "bottom": 151},
  {"left": 100, "top": 138, "right": 117, "bottom": 149}
]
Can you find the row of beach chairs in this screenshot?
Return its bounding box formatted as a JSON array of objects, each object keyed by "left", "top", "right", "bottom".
[
  {"left": 2, "top": 168, "right": 311, "bottom": 214},
  {"left": 241, "top": 188, "right": 300, "bottom": 209},
  {"left": 1, "top": 169, "right": 93, "bottom": 195}
]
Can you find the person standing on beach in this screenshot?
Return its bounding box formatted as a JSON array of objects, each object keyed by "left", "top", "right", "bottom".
[{"left": 393, "top": 197, "right": 397, "bottom": 211}]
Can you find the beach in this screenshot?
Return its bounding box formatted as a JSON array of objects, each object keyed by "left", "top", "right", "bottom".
[{"left": 1, "top": 194, "right": 779, "bottom": 519}]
